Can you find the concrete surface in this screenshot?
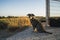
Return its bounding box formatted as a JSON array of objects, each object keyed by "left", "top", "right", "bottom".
[{"left": 0, "top": 27, "right": 60, "bottom": 40}]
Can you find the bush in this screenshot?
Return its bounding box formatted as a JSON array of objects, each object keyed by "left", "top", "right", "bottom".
[
  {"left": 0, "top": 21, "right": 8, "bottom": 30},
  {"left": 8, "top": 26, "right": 19, "bottom": 32},
  {"left": 49, "top": 18, "right": 60, "bottom": 27},
  {"left": 57, "top": 18, "right": 60, "bottom": 26}
]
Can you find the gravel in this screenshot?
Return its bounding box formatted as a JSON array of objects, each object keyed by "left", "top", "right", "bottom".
[{"left": 0, "top": 27, "right": 60, "bottom": 40}]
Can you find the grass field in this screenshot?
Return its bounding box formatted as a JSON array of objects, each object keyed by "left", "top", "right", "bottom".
[{"left": 0, "top": 16, "right": 31, "bottom": 27}]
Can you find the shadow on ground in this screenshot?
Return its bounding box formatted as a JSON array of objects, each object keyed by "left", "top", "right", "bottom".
[{"left": 0, "top": 27, "right": 29, "bottom": 40}]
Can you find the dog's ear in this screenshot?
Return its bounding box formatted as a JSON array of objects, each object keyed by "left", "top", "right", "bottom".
[{"left": 27, "top": 14, "right": 35, "bottom": 18}]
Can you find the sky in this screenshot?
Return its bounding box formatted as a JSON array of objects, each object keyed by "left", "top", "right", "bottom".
[
  {"left": 0, "top": 0, "right": 46, "bottom": 16},
  {"left": 0, "top": 0, "right": 60, "bottom": 17},
  {"left": 50, "top": 0, "right": 60, "bottom": 17}
]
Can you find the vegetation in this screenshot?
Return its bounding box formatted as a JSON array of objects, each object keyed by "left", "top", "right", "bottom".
[
  {"left": 0, "top": 16, "right": 31, "bottom": 32},
  {"left": 0, "top": 20, "right": 8, "bottom": 30},
  {"left": 0, "top": 16, "right": 60, "bottom": 31},
  {"left": 0, "top": 17, "right": 31, "bottom": 27},
  {"left": 49, "top": 17, "right": 60, "bottom": 27}
]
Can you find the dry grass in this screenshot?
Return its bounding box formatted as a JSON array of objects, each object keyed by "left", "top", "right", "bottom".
[{"left": 0, "top": 16, "right": 31, "bottom": 27}]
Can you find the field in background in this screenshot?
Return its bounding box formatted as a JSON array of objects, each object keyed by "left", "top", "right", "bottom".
[
  {"left": 0, "top": 16, "right": 31, "bottom": 27},
  {"left": 0, "top": 16, "right": 60, "bottom": 27},
  {"left": 0, "top": 16, "right": 44, "bottom": 27}
]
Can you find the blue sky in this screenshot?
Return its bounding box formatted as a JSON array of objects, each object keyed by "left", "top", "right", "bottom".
[
  {"left": 0, "top": 0, "right": 60, "bottom": 17},
  {"left": 50, "top": 0, "right": 60, "bottom": 17},
  {"left": 0, "top": 0, "right": 46, "bottom": 16}
]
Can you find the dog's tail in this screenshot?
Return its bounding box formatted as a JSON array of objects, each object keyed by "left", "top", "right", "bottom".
[
  {"left": 39, "top": 31, "right": 52, "bottom": 34},
  {"left": 43, "top": 31, "right": 52, "bottom": 34}
]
